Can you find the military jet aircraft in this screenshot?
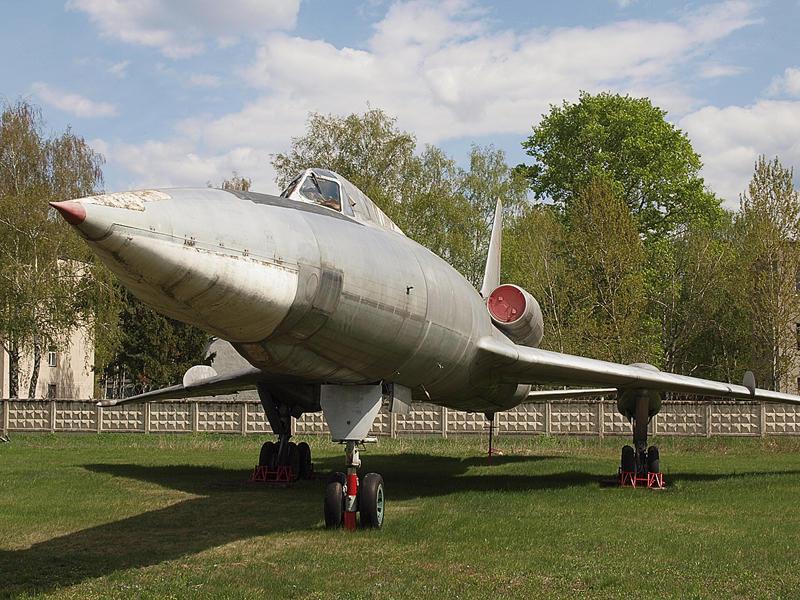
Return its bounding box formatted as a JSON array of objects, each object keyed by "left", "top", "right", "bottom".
[{"left": 52, "top": 168, "right": 800, "bottom": 530}]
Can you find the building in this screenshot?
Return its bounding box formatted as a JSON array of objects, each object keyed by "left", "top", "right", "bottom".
[{"left": 0, "top": 328, "right": 94, "bottom": 399}]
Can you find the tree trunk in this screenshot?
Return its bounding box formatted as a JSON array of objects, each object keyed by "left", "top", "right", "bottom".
[
  {"left": 8, "top": 346, "right": 19, "bottom": 398},
  {"left": 28, "top": 332, "right": 41, "bottom": 398}
]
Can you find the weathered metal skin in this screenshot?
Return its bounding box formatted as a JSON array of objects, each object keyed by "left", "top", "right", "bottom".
[{"left": 66, "top": 185, "right": 525, "bottom": 413}]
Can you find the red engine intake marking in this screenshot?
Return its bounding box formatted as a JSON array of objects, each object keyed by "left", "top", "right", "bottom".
[{"left": 488, "top": 284, "right": 526, "bottom": 323}]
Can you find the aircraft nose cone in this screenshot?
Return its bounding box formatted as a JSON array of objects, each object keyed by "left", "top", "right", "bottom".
[{"left": 50, "top": 201, "right": 86, "bottom": 225}]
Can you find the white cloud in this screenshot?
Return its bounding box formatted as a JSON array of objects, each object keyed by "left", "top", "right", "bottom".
[
  {"left": 107, "top": 60, "right": 131, "bottom": 78},
  {"left": 236, "top": 0, "right": 760, "bottom": 143},
  {"left": 680, "top": 100, "right": 800, "bottom": 208},
  {"left": 767, "top": 67, "right": 800, "bottom": 98},
  {"left": 104, "top": 0, "right": 772, "bottom": 197},
  {"left": 103, "top": 137, "right": 279, "bottom": 192},
  {"left": 31, "top": 82, "right": 118, "bottom": 117},
  {"left": 698, "top": 63, "right": 746, "bottom": 78},
  {"left": 66, "top": 0, "right": 300, "bottom": 58}
]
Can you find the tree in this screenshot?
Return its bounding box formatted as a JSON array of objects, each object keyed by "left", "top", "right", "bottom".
[
  {"left": 102, "top": 289, "right": 214, "bottom": 397},
  {"left": 566, "top": 176, "right": 658, "bottom": 364},
  {"left": 505, "top": 203, "right": 575, "bottom": 353},
  {"left": 519, "top": 91, "right": 720, "bottom": 239},
  {"left": 504, "top": 177, "right": 659, "bottom": 363},
  {"left": 0, "top": 98, "right": 106, "bottom": 397},
  {"left": 271, "top": 108, "right": 526, "bottom": 287},
  {"left": 735, "top": 156, "right": 800, "bottom": 391},
  {"left": 208, "top": 170, "right": 251, "bottom": 191},
  {"left": 645, "top": 215, "right": 749, "bottom": 382},
  {"left": 271, "top": 107, "right": 417, "bottom": 222}
]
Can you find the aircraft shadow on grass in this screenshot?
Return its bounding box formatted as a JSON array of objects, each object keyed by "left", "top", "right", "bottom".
[{"left": 2, "top": 452, "right": 798, "bottom": 598}]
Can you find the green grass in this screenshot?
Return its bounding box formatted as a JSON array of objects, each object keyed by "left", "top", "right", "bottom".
[{"left": 1, "top": 434, "right": 800, "bottom": 599}]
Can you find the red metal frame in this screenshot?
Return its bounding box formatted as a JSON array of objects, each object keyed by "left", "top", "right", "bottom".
[
  {"left": 618, "top": 469, "right": 664, "bottom": 489},
  {"left": 252, "top": 465, "right": 293, "bottom": 483}
]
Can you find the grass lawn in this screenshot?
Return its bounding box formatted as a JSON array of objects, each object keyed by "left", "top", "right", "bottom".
[{"left": 1, "top": 433, "right": 799, "bottom": 599}]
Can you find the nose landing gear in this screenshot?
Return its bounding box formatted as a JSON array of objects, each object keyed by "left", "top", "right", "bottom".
[
  {"left": 324, "top": 440, "right": 385, "bottom": 530},
  {"left": 320, "top": 384, "right": 387, "bottom": 530}
]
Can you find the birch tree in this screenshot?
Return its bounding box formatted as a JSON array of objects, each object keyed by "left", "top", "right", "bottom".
[{"left": 0, "top": 98, "right": 105, "bottom": 397}]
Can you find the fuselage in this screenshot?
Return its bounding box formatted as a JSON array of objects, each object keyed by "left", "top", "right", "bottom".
[{"left": 66, "top": 183, "right": 528, "bottom": 413}]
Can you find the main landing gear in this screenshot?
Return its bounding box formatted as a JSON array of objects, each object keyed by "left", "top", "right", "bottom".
[
  {"left": 618, "top": 388, "right": 663, "bottom": 489},
  {"left": 256, "top": 385, "right": 314, "bottom": 482}
]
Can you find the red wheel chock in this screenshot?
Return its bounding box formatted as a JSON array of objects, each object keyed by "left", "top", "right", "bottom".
[
  {"left": 252, "top": 463, "right": 315, "bottom": 483},
  {"left": 252, "top": 465, "right": 292, "bottom": 483},
  {"left": 618, "top": 469, "right": 664, "bottom": 489}
]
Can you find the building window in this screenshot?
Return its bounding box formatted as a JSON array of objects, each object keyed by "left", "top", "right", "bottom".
[
  {"left": 48, "top": 350, "right": 57, "bottom": 367},
  {"left": 47, "top": 384, "right": 57, "bottom": 399}
]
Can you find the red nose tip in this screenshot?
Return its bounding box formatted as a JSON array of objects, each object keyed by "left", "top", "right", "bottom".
[{"left": 50, "top": 201, "right": 86, "bottom": 225}]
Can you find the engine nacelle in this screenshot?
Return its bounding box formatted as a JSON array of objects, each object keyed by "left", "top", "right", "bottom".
[{"left": 487, "top": 284, "right": 544, "bottom": 348}]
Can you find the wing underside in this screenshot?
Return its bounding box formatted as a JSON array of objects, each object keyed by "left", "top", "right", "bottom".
[{"left": 98, "top": 367, "right": 269, "bottom": 406}]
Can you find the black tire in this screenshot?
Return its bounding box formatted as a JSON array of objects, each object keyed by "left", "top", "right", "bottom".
[
  {"left": 258, "top": 441, "right": 275, "bottom": 467},
  {"left": 647, "top": 446, "right": 660, "bottom": 473},
  {"left": 298, "top": 442, "right": 312, "bottom": 478},
  {"left": 324, "top": 474, "right": 345, "bottom": 529},
  {"left": 327, "top": 471, "right": 346, "bottom": 486},
  {"left": 621, "top": 445, "right": 636, "bottom": 473},
  {"left": 360, "top": 473, "right": 385, "bottom": 529},
  {"left": 281, "top": 442, "right": 301, "bottom": 481}
]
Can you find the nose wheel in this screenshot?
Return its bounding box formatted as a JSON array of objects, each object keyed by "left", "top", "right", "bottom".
[{"left": 324, "top": 440, "right": 385, "bottom": 530}]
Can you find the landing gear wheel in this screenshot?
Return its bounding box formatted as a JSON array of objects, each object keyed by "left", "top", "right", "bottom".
[
  {"left": 298, "top": 442, "right": 312, "bottom": 479},
  {"left": 360, "top": 473, "right": 385, "bottom": 529},
  {"left": 621, "top": 445, "right": 636, "bottom": 473},
  {"left": 324, "top": 472, "right": 346, "bottom": 529},
  {"left": 281, "top": 442, "right": 300, "bottom": 481},
  {"left": 647, "top": 446, "right": 660, "bottom": 473},
  {"left": 258, "top": 441, "right": 275, "bottom": 467}
]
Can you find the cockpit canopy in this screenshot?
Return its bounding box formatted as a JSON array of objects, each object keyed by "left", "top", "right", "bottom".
[
  {"left": 280, "top": 168, "right": 403, "bottom": 235},
  {"left": 281, "top": 168, "right": 349, "bottom": 214}
]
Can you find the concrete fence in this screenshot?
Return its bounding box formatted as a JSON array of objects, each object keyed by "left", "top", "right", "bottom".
[{"left": 3, "top": 398, "right": 800, "bottom": 438}]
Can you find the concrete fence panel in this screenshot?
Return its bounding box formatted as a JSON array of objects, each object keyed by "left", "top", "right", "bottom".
[{"left": 3, "top": 398, "right": 800, "bottom": 438}]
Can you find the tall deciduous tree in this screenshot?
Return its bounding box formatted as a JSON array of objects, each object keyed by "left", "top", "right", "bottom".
[
  {"left": 0, "top": 98, "right": 107, "bottom": 397},
  {"left": 567, "top": 176, "right": 658, "bottom": 364},
  {"left": 735, "top": 156, "right": 800, "bottom": 392},
  {"left": 519, "top": 91, "right": 720, "bottom": 239}
]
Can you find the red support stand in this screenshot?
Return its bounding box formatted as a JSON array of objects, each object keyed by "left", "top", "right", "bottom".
[
  {"left": 617, "top": 469, "right": 664, "bottom": 489},
  {"left": 252, "top": 465, "right": 292, "bottom": 483}
]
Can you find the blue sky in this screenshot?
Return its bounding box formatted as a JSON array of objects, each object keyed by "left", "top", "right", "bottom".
[{"left": 2, "top": 0, "right": 799, "bottom": 209}]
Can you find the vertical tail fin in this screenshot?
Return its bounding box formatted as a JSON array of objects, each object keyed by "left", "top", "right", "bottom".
[{"left": 480, "top": 199, "right": 503, "bottom": 299}]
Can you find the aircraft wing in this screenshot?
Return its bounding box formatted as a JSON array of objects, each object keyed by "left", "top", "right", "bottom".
[
  {"left": 97, "top": 367, "right": 268, "bottom": 406},
  {"left": 478, "top": 336, "right": 800, "bottom": 405}
]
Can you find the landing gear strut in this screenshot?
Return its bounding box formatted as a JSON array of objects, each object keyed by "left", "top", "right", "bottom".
[
  {"left": 256, "top": 385, "right": 313, "bottom": 482},
  {"left": 619, "top": 388, "right": 663, "bottom": 488}
]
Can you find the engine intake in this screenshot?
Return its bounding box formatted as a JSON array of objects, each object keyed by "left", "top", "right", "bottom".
[{"left": 487, "top": 284, "right": 544, "bottom": 348}]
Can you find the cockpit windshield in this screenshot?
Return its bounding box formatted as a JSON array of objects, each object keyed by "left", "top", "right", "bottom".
[
  {"left": 280, "top": 169, "right": 343, "bottom": 213},
  {"left": 300, "top": 173, "right": 341, "bottom": 210}
]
